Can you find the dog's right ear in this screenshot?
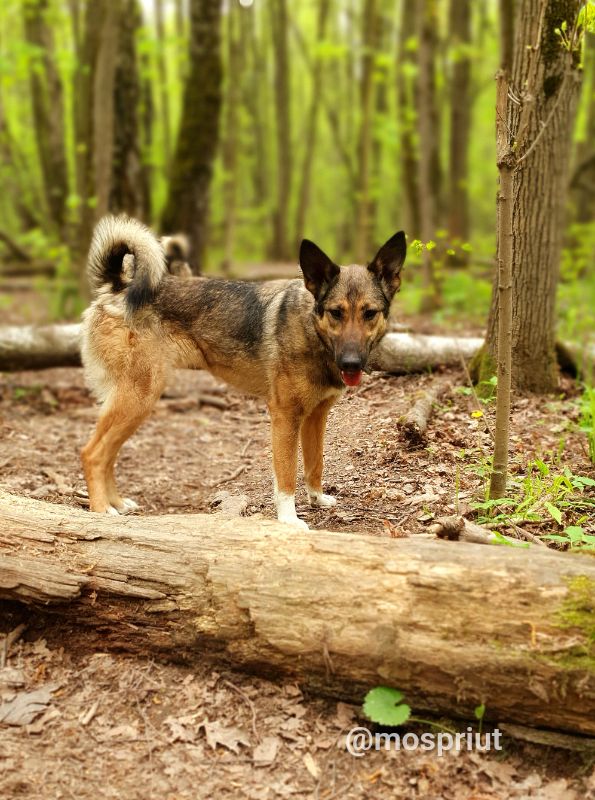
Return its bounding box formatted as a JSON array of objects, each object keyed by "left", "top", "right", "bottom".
[{"left": 299, "top": 239, "right": 340, "bottom": 300}]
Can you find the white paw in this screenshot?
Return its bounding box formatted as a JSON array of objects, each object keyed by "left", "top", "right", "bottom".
[
  {"left": 278, "top": 514, "right": 310, "bottom": 531},
  {"left": 105, "top": 505, "right": 120, "bottom": 516},
  {"left": 121, "top": 498, "right": 139, "bottom": 512},
  {"left": 308, "top": 491, "right": 337, "bottom": 508}
]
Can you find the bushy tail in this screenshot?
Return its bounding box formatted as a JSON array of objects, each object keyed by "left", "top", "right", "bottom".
[{"left": 87, "top": 215, "right": 166, "bottom": 313}]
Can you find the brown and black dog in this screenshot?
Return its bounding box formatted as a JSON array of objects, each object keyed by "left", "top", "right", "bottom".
[{"left": 81, "top": 216, "right": 406, "bottom": 529}]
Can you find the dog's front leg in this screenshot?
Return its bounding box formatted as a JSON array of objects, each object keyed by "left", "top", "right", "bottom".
[
  {"left": 269, "top": 403, "right": 308, "bottom": 530},
  {"left": 301, "top": 397, "right": 337, "bottom": 508}
]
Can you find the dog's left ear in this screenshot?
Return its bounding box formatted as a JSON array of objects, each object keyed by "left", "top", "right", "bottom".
[
  {"left": 299, "top": 239, "right": 340, "bottom": 300},
  {"left": 367, "top": 231, "right": 407, "bottom": 298}
]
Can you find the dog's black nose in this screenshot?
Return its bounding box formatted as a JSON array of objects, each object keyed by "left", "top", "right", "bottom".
[{"left": 338, "top": 354, "right": 363, "bottom": 372}]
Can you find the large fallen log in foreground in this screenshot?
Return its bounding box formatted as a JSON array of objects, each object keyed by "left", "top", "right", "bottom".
[{"left": 1, "top": 491, "right": 594, "bottom": 734}]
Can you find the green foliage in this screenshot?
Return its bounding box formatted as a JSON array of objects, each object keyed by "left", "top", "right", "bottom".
[
  {"left": 363, "top": 687, "right": 411, "bottom": 727},
  {"left": 470, "top": 455, "right": 595, "bottom": 550}
]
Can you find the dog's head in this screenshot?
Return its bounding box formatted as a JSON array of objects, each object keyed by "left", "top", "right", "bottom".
[
  {"left": 299, "top": 232, "right": 406, "bottom": 387},
  {"left": 161, "top": 234, "right": 193, "bottom": 278}
]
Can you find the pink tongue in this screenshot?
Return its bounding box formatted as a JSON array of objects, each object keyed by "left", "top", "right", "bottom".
[{"left": 341, "top": 370, "right": 363, "bottom": 387}]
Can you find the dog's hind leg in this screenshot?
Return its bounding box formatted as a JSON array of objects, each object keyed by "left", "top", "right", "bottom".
[
  {"left": 82, "top": 373, "right": 164, "bottom": 514},
  {"left": 269, "top": 401, "right": 308, "bottom": 530},
  {"left": 301, "top": 397, "right": 337, "bottom": 509}
]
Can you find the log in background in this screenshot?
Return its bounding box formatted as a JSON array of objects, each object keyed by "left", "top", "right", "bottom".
[{"left": 1, "top": 491, "right": 594, "bottom": 735}]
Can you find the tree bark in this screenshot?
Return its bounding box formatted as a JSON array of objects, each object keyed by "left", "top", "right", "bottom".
[
  {"left": 416, "top": 0, "right": 442, "bottom": 311},
  {"left": 570, "top": 31, "right": 595, "bottom": 226},
  {"left": 220, "top": 2, "right": 242, "bottom": 275},
  {"left": 160, "top": 0, "right": 223, "bottom": 272},
  {"left": 293, "top": 0, "right": 331, "bottom": 249},
  {"left": 110, "top": 0, "right": 147, "bottom": 220},
  {"left": 354, "top": 0, "right": 378, "bottom": 263},
  {"left": 270, "top": 0, "right": 292, "bottom": 261},
  {"left": 1, "top": 492, "right": 594, "bottom": 735},
  {"left": 396, "top": 0, "right": 421, "bottom": 239},
  {"left": 22, "top": 0, "right": 69, "bottom": 236},
  {"left": 447, "top": 0, "right": 472, "bottom": 259},
  {"left": 480, "top": 0, "right": 584, "bottom": 393},
  {"left": 154, "top": 0, "right": 173, "bottom": 168}
]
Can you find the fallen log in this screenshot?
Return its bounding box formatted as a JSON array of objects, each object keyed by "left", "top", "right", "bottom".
[
  {"left": 0, "top": 323, "right": 593, "bottom": 383},
  {"left": 398, "top": 379, "right": 450, "bottom": 445},
  {"left": 0, "top": 491, "right": 594, "bottom": 734},
  {"left": 0, "top": 324, "right": 81, "bottom": 371}
]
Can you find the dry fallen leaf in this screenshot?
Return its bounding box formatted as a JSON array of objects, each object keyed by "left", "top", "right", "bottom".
[
  {"left": 253, "top": 735, "right": 281, "bottom": 767},
  {"left": 0, "top": 683, "right": 60, "bottom": 726},
  {"left": 303, "top": 752, "right": 320, "bottom": 780},
  {"left": 201, "top": 720, "right": 250, "bottom": 753}
]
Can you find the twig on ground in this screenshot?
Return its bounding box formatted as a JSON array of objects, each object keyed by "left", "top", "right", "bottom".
[
  {"left": 0, "top": 623, "right": 27, "bottom": 668},
  {"left": 208, "top": 465, "right": 246, "bottom": 488},
  {"left": 220, "top": 678, "right": 260, "bottom": 743},
  {"left": 485, "top": 521, "right": 546, "bottom": 547}
]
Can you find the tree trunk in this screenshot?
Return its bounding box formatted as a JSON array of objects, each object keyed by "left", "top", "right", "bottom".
[
  {"left": 293, "top": 0, "right": 331, "bottom": 249},
  {"left": 1, "top": 492, "right": 594, "bottom": 735},
  {"left": 270, "top": 0, "right": 292, "bottom": 261},
  {"left": 154, "top": 0, "right": 173, "bottom": 168},
  {"left": 240, "top": 3, "right": 268, "bottom": 212},
  {"left": 354, "top": 0, "right": 378, "bottom": 263},
  {"left": 570, "top": 31, "right": 595, "bottom": 226},
  {"left": 416, "top": 0, "right": 442, "bottom": 311},
  {"left": 479, "top": 0, "right": 584, "bottom": 393},
  {"left": 160, "top": 0, "right": 223, "bottom": 272},
  {"left": 396, "top": 0, "right": 421, "bottom": 239},
  {"left": 23, "top": 0, "right": 69, "bottom": 236},
  {"left": 447, "top": 0, "right": 472, "bottom": 260},
  {"left": 110, "top": 0, "right": 147, "bottom": 220},
  {"left": 220, "top": 2, "right": 242, "bottom": 275}
]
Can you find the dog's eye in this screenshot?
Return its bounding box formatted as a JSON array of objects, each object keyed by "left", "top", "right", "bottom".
[
  {"left": 363, "top": 309, "right": 379, "bottom": 321},
  {"left": 328, "top": 308, "right": 343, "bottom": 321}
]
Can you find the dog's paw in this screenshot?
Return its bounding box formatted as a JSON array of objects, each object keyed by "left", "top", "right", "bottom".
[
  {"left": 105, "top": 505, "right": 121, "bottom": 516},
  {"left": 121, "top": 498, "right": 139, "bottom": 513},
  {"left": 278, "top": 514, "right": 310, "bottom": 531},
  {"left": 308, "top": 490, "right": 337, "bottom": 508}
]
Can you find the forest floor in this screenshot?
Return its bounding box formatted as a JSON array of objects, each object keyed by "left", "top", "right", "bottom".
[
  {"left": 1, "top": 286, "right": 595, "bottom": 798},
  {"left": 1, "top": 359, "right": 594, "bottom": 799}
]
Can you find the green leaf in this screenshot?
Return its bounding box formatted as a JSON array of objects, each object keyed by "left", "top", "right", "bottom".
[
  {"left": 363, "top": 687, "right": 411, "bottom": 727},
  {"left": 474, "top": 703, "right": 486, "bottom": 721},
  {"left": 545, "top": 503, "right": 562, "bottom": 525}
]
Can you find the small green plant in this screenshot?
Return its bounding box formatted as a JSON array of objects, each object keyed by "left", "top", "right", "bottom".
[
  {"left": 362, "top": 687, "right": 457, "bottom": 734},
  {"left": 474, "top": 703, "right": 486, "bottom": 734},
  {"left": 363, "top": 687, "right": 411, "bottom": 727}
]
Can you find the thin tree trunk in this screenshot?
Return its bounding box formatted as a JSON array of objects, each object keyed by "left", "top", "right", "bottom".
[
  {"left": 480, "top": 0, "right": 584, "bottom": 393},
  {"left": 270, "top": 0, "right": 292, "bottom": 261},
  {"left": 570, "top": 31, "right": 595, "bottom": 225},
  {"left": 2, "top": 492, "right": 595, "bottom": 736},
  {"left": 23, "top": 0, "right": 69, "bottom": 236},
  {"left": 92, "top": 2, "right": 119, "bottom": 220},
  {"left": 139, "top": 54, "right": 155, "bottom": 223},
  {"left": 240, "top": 3, "right": 268, "bottom": 210},
  {"left": 160, "top": 0, "right": 223, "bottom": 272},
  {"left": 110, "top": 0, "right": 146, "bottom": 220},
  {"left": 154, "top": 0, "right": 172, "bottom": 168},
  {"left": 354, "top": 0, "right": 378, "bottom": 263},
  {"left": 396, "top": 0, "right": 421, "bottom": 239},
  {"left": 220, "top": 2, "right": 241, "bottom": 275},
  {"left": 417, "top": 0, "right": 442, "bottom": 311},
  {"left": 293, "top": 0, "right": 331, "bottom": 248},
  {"left": 447, "top": 0, "right": 472, "bottom": 260}
]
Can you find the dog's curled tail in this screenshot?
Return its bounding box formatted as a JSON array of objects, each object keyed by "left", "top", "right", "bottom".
[{"left": 87, "top": 214, "right": 166, "bottom": 313}]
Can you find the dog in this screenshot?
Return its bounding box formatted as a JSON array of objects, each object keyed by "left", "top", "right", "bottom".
[{"left": 80, "top": 215, "right": 406, "bottom": 529}]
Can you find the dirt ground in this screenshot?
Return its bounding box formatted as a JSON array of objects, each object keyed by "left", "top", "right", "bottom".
[{"left": 1, "top": 358, "right": 594, "bottom": 799}]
